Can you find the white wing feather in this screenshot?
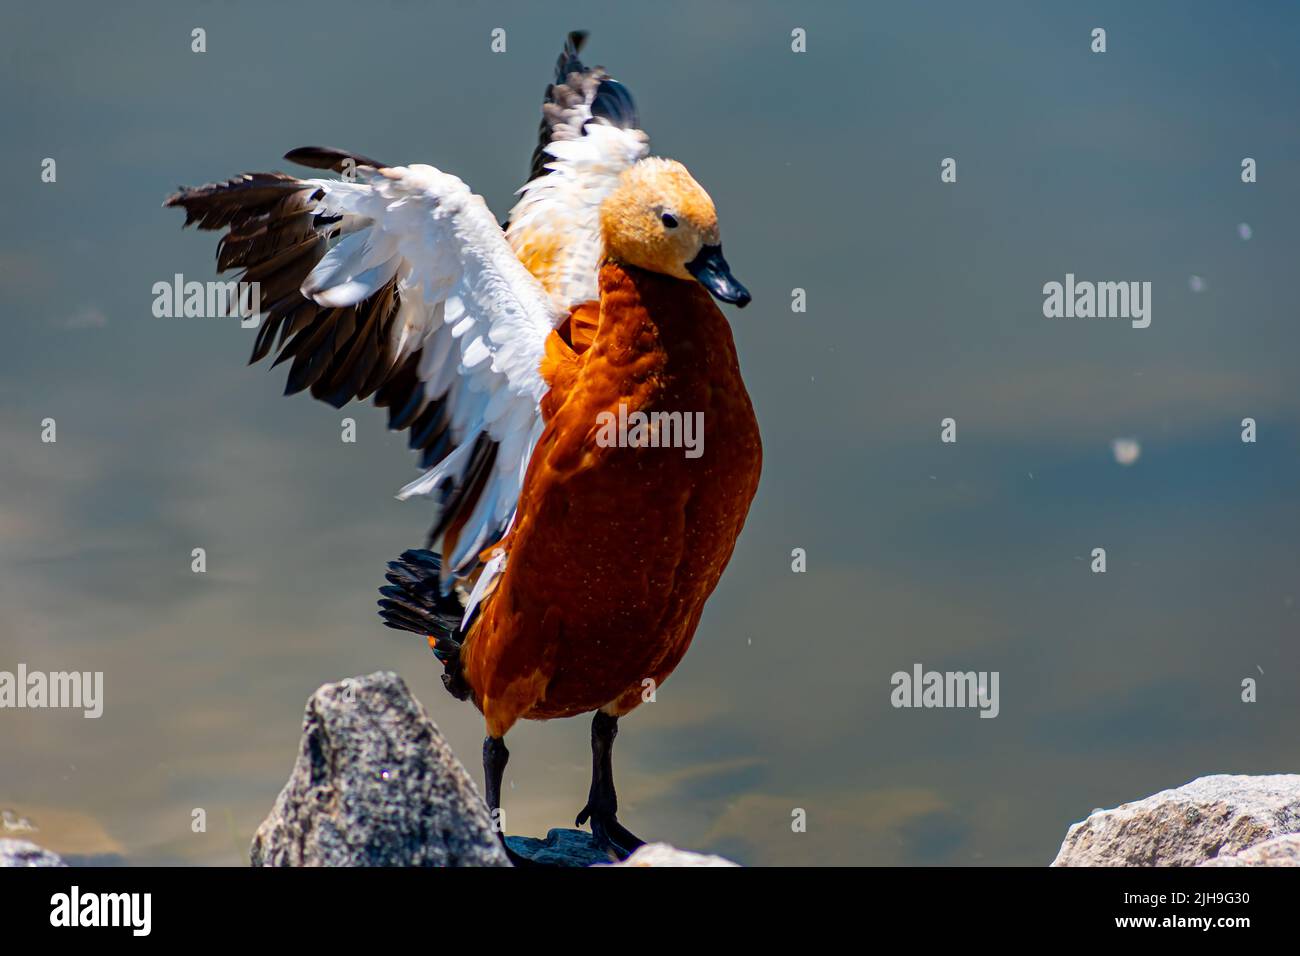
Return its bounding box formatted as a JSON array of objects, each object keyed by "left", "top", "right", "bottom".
[
  {"left": 506, "top": 123, "right": 649, "bottom": 309},
  {"left": 301, "top": 165, "right": 563, "bottom": 576}
]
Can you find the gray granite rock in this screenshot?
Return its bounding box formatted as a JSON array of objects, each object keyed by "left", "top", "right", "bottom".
[
  {"left": 0, "top": 839, "right": 67, "bottom": 867},
  {"left": 250, "top": 671, "right": 509, "bottom": 867},
  {"left": 1200, "top": 833, "right": 1300, "bottom": 867},
  {"left": 1052, "top": 774, "right": 1300, "bottom": 866}
]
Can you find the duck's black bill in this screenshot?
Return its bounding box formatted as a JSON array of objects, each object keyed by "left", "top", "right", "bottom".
[{"left": 686, "top": 244, "right": 751, "bottom": 307}]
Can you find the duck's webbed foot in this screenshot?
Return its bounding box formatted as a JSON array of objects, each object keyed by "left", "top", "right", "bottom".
[{"left": 575, "top": 711, "right": 646, "bottom": 860}]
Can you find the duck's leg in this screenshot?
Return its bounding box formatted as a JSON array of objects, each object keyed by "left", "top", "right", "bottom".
[
  {"left": 485, "top": 734, "right": 554, "bottom": 867},
  {"left": 482, "top": 734, "right": 510, "bottom": 821},
  {"left": 482, "top": 734, "right": 531, "bottom": 865},
  {"left": 575, "top": 711, "right": 645, "bottom": 859}
]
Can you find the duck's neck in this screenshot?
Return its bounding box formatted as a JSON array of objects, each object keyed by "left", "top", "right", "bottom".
[{"left": 596, "top": 258, "right": 722, "bottom": 346}]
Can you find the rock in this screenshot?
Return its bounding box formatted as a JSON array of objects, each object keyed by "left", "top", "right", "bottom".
[
  {"left": 1200, "top": 833, "right": 1300, "bottom": 867},
  {"left": 504, "top": 829, "right": 739, "bottom": 867},
  {"left": 1052, "top": 774, "right": 1300, "bottom": 866},
  {"left": 506, "top": 828, "right": 617, "bottom": 866},
  {"left": 609, "top": 843, "right": 739, "bottom": 867},
  {"left": 250, "top": 671, "right": 509, "bottom": 867},
  {"left": 250, "top": 671, "right": 738, "bottom": 868},
  {"left": 0, "top": 839, "right": 67, "bottom": 867},
  {"left": 503, "top": 828, "right": 740, "bottom": 867}
]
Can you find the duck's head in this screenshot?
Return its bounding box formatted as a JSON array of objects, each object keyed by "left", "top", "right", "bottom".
[{"left": 600, "top": 158, "right": 750, "bottom": 307}]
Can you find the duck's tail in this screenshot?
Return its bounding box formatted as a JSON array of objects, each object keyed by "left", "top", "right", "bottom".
[{"left": 377, "top": 549, "right": 471, "bottom": 701}]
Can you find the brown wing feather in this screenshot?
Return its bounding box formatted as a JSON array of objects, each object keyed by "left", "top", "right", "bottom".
[{"left": 164, "top": 164, "right": 493, "bottom": 563}]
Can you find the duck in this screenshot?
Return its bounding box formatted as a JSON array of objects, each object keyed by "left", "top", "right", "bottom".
[{"left": 165, "top": 31, "right": 761, "bottom": 860}]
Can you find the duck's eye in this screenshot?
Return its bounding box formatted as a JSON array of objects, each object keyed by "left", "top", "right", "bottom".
[{"left": 660, "top": 213, "right": 678, "bottom": 229}]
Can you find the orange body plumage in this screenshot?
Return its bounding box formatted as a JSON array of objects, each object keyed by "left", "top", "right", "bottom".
[{"left": 464, "top": 261, "right": 762, "bottom": 738}]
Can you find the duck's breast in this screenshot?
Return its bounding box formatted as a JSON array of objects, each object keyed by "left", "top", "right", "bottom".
[{"left": 465, "top": 262, "right": 761, "bottom": 730}]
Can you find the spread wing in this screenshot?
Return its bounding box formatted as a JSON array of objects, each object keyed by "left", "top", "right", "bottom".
[
  {"left": 165, "top": 161, "right": 561, "bottom": 589},
  {"left": 506, "top": 31, "right": 650, "bottom": 311}
]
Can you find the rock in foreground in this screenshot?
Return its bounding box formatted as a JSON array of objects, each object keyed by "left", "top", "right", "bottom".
[
  {"left": 1052, "top": 774, "right": 1300, "bottom": 866},
  {"left": 1199, "top": 833, "right": 1300, "bottom": 867},
  {"left": 506, "top": 828, "right": 615, "bottom": 867},
  {"left": 0, "top": 839, "right": 67, "bottom": 867},
  {"left": 253, "top": 672, "right": 737, "bottom": 867},
  {"left": 504, "top": 828, "right": 739, "bottom": 867},
  {"left": 250, "top": 671, "right": 509, "bottom": 867}
]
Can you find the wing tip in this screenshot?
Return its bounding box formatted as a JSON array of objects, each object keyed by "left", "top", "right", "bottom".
[
  {"left": 560, "top": 30, "right": 589, "bottom": 75},
  {"left": 284, "top": 146, "right": 390, "bottom": 174}
]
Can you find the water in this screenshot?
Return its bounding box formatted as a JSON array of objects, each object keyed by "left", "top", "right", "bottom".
[{"left": 2, "top": 0, "right": 1298, "bottom": 865}]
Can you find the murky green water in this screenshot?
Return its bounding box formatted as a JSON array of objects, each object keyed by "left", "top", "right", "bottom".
[{"left": 2, "top": 0, "right": 1298, "bottom": 865}]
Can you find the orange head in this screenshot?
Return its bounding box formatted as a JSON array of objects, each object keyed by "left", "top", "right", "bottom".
[{"left": 599, "top": 158, "right": 750, "bottom": 307}]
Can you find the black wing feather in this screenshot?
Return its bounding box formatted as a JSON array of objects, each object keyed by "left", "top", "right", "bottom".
[{"left": 525, "top": 31, "right": 640, "bottom": 185}]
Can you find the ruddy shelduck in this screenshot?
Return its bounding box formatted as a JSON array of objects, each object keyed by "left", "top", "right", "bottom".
[{"left": 166, "top": 32, "right": 761, "bottom": 860}]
